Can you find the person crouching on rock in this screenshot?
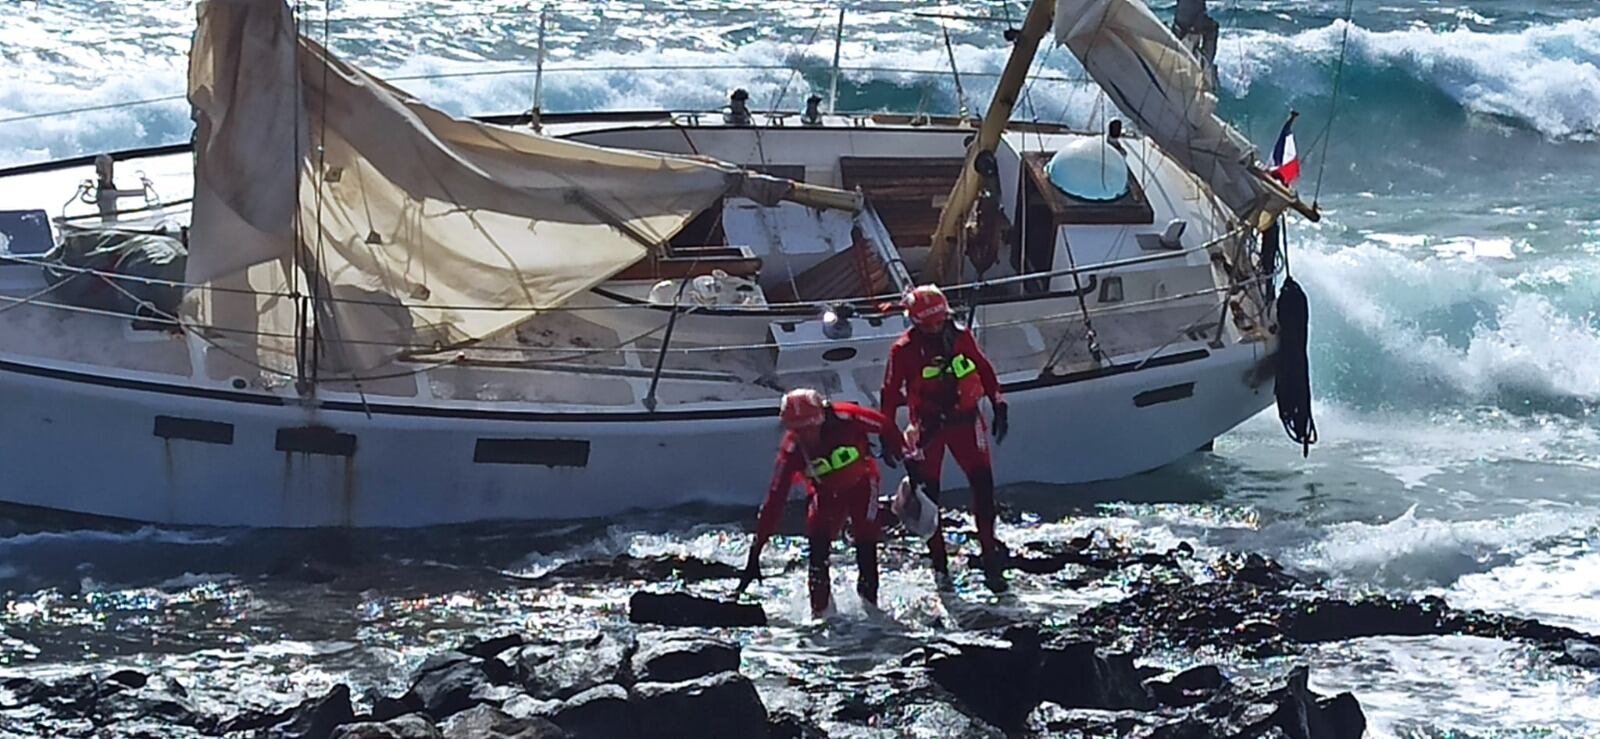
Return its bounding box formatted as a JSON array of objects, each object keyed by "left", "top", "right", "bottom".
[
  {"left": 737, "top": 388, "right": 906, "bottom": 617},
  {"left": 880, "top": 285, "right": 1011, "bottom": 592}
]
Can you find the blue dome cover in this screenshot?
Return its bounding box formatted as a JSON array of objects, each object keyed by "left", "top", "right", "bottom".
[{"left": 1045, "top": 137, "right": 1130, "bottom": 202}]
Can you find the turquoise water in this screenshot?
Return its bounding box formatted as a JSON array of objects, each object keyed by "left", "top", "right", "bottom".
[{"left": 1, "top": 2, "right": 1598, "bottom": 736}]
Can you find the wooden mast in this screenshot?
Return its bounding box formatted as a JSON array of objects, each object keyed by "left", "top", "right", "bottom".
[{"left": 925, "top": 0, "right": 1056, "bottom": 285}]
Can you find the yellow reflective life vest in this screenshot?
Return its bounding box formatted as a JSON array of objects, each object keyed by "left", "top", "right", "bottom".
[
  {"left": 809, "top": 445, "right": 863, "bottom": 477},
  {"left": 919, "top": 353, "right": 985, "bottom": 413}
]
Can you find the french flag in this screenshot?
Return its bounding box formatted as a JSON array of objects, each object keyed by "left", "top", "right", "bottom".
[{"left": 1270, "top": 111, "right": 1301, "bottom": 186}]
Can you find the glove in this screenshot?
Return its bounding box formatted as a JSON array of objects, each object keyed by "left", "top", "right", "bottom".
[
  {"left": 880, "top": 440, "right": 904, "bottom": 469},
  {"left": 991, "top": 401, "right": 1009, "bottom": 445},
  {"left": 734, "top": 550, "right": 762, "bottom": 597}
]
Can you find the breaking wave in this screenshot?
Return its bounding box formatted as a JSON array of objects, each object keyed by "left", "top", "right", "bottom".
[
  {"left": 1221, "top": 17, "right": 1600, "bottom": 142},
  {"left": 1294, "top": 236, "right": 1600, "bottom": 415},
  {"left": 2, "top": 8, "right": 1598, "bottom": 170},
  {"left": 1292, "top": 504, "right": 1600, "bottom": 590}
]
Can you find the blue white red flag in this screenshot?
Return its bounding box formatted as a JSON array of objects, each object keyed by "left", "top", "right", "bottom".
[{"left": 1270, "top": 112, "right": 1300, "bottom": 186}]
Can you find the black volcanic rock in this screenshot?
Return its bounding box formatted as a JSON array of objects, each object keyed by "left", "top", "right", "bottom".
[
  {"left": 628, "top": 591, "right": 767, "bottom": 627},
  {"left": 536, "top": 555, "right": 741, "bottom": 584},
  {"left": 630, "top": 634, "right": 741, "bottom": 683},
  {"left": 631, "top": 671, "right": 768, "bottom": 739}
]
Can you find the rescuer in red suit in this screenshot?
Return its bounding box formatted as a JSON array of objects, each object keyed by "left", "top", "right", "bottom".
[
  {"left": 737, "top": 389, "right": 906, "bottom": 616},
  {"left": 880, "top": 285, "right": 1010, "bottom": 592}
]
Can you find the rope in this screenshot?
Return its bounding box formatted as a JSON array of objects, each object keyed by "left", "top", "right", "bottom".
[
  {"left": 939, "top": 20, "right": 970, "bottom": 120},
  {"left": 1311, "top": 0, "right": 1356, "bottom": 208},
  {"left": 1274, "top": 274, "right": 1316, "bottom": 456},
  {"left": 0, "top": 96, "right": 187, "bottom": 126},
  {"left": 765, "top": 7, "right": 832, "bottom": 114}
]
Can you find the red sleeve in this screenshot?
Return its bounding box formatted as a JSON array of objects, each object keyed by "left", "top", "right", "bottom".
[
  {"left": 958, "top": 330, "right": 1003, "bottom": 404},
  {"left": 754, "top": 433, "right": 805, "bottom": 546},
  {"left": 879, "top": 338, "right": 910, "bottom": 424},
  {"left": 831, "top": 402, "right": 905, "bottom": 456}
]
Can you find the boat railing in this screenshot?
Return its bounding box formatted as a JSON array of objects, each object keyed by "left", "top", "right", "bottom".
[
  {"left": 0, "top": 223, "right": 1248, "bottom": 315},
  {"left": 0, "top": 222, "right": 1261, "bottom": 386}
]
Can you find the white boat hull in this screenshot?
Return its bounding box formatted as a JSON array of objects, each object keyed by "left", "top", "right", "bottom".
[{"left": 0, "top": 344, "right": 1273, "bottom": 527}]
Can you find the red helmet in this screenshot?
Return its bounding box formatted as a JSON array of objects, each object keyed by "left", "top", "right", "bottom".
[
  {"left": 779, "top": 389, "right": 827, "bottom": 429},
  {"left": 903, "top": 285, "right": 949, "bottom": 328}
]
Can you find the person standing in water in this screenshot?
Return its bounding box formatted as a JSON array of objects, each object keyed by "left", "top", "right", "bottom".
[
  {"left": 737, "top": 389, "right": 905, "bottom": 617},
  {"left": 880, "top": 285, "right": 1010, "bottom": 592}
]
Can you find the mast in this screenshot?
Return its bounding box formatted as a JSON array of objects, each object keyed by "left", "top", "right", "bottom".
[{"left": 924, "top": 0, "right": 1054, "bottom": 285}]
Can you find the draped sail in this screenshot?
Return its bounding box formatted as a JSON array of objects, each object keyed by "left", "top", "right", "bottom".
[
  {"left": 187, "top": 0, "right": 791, "bottom": 372},
  {"left": 1054, "top": 0, "right": 1291, "bottom": 220}
]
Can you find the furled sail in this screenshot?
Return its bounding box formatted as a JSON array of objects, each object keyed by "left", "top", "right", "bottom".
[
  {"left": 1054, "top": 0, "right": 1291, "bottom": 220},
  {"left": 187, "top": 0, "right": 803, "bottom": 373}
]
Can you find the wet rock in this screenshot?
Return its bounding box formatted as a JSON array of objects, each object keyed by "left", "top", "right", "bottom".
[
  {"left": 1, "top": 674, "right": 113, "bottom": 715},
  {"left": 439, "top": 703, "right": 571, "bottom": 739},
  {"left": 510, "top": 631, "right": 634, "bottom": 700},
  {"left": 500, "top": 694, "right": 561, "bottom": 721},
  {"left": 1039, "top": 638, "right": 1157, "bottom": 711},
  {"left": 630, "top": 634, "right": 741, "bottom": 683},
  {"left": 925, "top": 627, "right": 1151, "bottom": 731},
  {"left": 628, "top": 591, "right": 767, "bottom": 627},
  {"left": 1012, "top": 534, "right": 1190, "bottom": 576},
  {"left": 632, "top": 671, "right": 768, "bottom": 739},
  {"left": 104, "top": 669, "right": 149, "bottom": 689},
  {"left": 1077, "top": 550, "right": 1600, "bottom": 663},
  {"left": 369, "top": 694, "right": 422, "bottom": 723},
  {"left": 1030, "top": 667, "right": 1364, "bottom": 739},
  {"left": 4, "top": 673, "right": 212, "bottom": 732},
  {"left": 331, "top": 713, "right": 443, "bottom": 739},
  {"left": 97, "top": 684, "right": 208, "bottom": 732},
  {"left": 265, "top": 684, "right": 355, "bottom": 739},
  {"left": 537, "top": 555, "right": 742, "bottom": 584},
  {"left": 404, "top": 652, "right": 514, "bottom": 721},
  {"left": 767, "top": 711, "right": 829, "bottom": 739},
  {"left": 1145, "top": 664, "right": 1227, "bottom": 708},
  {"left": 1565, "top": 639, "right": 1600, "bottom": 667},
  {"left": 460, "top": 633, "right": 526, "bottom": 660},
  {"left": 1253, "top": 667, "right": 1365, "bottom": 739},
  {"left": 550, "top": 684, "right": 637, "bottom": 739}
]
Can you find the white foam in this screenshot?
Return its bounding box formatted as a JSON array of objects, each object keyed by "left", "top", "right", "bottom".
[
  {"left": 1296, "top": 237, "right": 1600, "bottom": 404},
  {"left": 1442, "top": 538, "right": 1600, "bottom": 632},
  {"left": 0, "top": 526, "right": 227, "bottom": 549},
  {"left": 1306, "top": 635, "right": 1600, "bottom": 738},
  {"left": 1293, "top": 504, "right": 1600, "bottom": 588},
  {"left": 1221, "top": 18, "right": 1600, "bottom": 140}
]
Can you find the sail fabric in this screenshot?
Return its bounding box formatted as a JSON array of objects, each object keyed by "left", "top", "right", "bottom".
[
  {"left": 1054, "top": 0, "right": 1289, "bottom": 219},
  {"left": 186, "top": 0, "right": 751, "bottom": 371}
]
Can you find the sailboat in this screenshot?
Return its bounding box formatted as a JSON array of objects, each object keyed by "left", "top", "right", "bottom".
[{"left": 0, "top": 0, "right": 1314, "bottom": 527}]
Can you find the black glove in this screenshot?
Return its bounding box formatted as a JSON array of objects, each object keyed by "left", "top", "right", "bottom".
[
  {"left": 880, "top": 440, "right": 903, "bottom": 469},
  {"left": 992, "top": 401, "right": 1009, "bottom": 445}
]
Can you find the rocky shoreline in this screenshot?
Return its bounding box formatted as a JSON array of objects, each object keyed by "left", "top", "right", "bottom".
[{"left": 2, "top": 535, "right": 1595, "bottom": 738}]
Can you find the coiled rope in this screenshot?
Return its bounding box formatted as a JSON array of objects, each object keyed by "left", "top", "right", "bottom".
[{"left": 1273, "top": 223, "right": 1316, "bottom": 456}]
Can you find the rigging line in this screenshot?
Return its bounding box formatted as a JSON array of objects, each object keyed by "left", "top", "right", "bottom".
[
  {"left": 1311, "top": 0, "right": 1355, "bottom": 208},
  {"left": 291, "top": 1, "right": 309, "bottom": 388},
  {"left": 939, "top": 18, "right": 971, "bottom": 119},
  {"left": 388, "top": 65, "right": 1092, "bottom": 83},
  {"left": 308, "top": 1, "right": 337, "bottom": 386},
  {"left": 0, "top": 96, "right": 187, "bottom": 125},
  {"left": 766, "top": 6, "right": 831, "bottom": 115}
]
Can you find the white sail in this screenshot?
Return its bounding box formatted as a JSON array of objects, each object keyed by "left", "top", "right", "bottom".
[
  {"left": 1054, "top": 0, "right": 1289, "bottom": 219},
  {"left": 187, "top": 0, "right": 773, "bottom": 372}
]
